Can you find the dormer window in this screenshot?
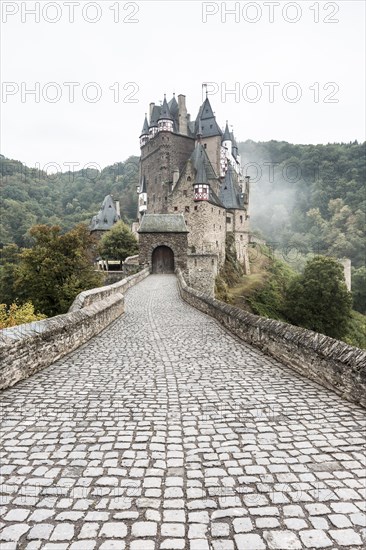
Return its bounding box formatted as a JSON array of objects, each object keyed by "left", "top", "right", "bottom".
[{"left": 194, "top": 184, "right": 209, "bottom": 201}]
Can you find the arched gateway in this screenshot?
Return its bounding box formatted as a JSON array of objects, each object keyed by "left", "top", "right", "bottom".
[
  {"left": 138, "top": 214, "right": 188, "bottom": 274},
  {"left": 152, "top": 246, "right": 174, "bottom": 274}
]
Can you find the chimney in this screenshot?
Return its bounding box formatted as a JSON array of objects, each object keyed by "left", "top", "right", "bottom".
[
  {"left": 115, "top": 200, "right": 121, "bottom": 218},
  {"left": 178, "top": 94, "right": 188, "bottom": 135},
  {"left": 149, "top": 102, "right": 155, "bottom": 120},
  {"left": 339, "top": 258, "right": 351, "bottom": 291}
]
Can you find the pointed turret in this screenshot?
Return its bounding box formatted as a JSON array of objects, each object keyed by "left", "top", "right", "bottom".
[
  {"left": 158, "top": 95, "right": 174, "bottom": 133},
  {"left": 140, "top": 114, "right": 149, "bottom": 146},
  {"left": 149, "top": 104, "right": 161, "bottom": 138},
  {"left": 222, "top": 121, "right": 231, "bottom": 142},
  {"left": 138, "top": 175, "right": 147, "bottom": 216},
  {"left": 222, "top": 121, "right": 232, "bottom": 156}
]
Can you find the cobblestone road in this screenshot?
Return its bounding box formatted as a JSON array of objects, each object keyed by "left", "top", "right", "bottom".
[{"left": 1, "top": 275, "right": 365, "bottom": 550}]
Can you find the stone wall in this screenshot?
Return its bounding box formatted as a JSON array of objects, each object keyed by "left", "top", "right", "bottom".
[
  {"left": 186, "top": 254, "right": 218, "bottom": 296},
  {"left": 177, "top": 270, "right": 366, "bottom": 408},
  {"left": 0, "top": 269, "right": 150, "bottom": 391},
  {"left": 139, "top": 233, "right": 188, "bottom": 272}
]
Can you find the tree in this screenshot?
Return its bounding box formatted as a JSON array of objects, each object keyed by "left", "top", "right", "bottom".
[
  {"left": 0, "top": 244, "right": 22, "bottom": 305},
  {"left": 15, "top": 224, "right": 103, "bottom": 316},
  {"left": 284, "top": 256, "right": 353, "bottom": 339},
  {"left": 352, "top": 266, "right": 366, "bottom": 315},
  {"left": 98, "top": 221, "right": 138, "bottom": 266}
]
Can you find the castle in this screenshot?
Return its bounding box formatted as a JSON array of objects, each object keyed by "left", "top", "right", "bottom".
[{"left": 134, "top": 92, "right": 251, "bottom": 295}]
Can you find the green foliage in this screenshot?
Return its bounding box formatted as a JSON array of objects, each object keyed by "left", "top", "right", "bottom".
[
  {"left": 0, "top": 302, "right": 46, "bottom": 329},
  {"left": 0, "top": 244, "right": 22, "bottom": 305},
  {"left": 239, "top": 140, "right": 365, "bottom": 271},
  {"left": 98, "top": 221, "right": 138, "bottom": 264},
  {"left": 15, "top": 224, "right": 103, "bottom": 316},
  {"left": 0, "top": 154, "right": 139, "bottom": 247},
  {"left": 351, "top": 266, "right": 366, "bottom": 314},
  {"left": 284, "top": 256, "right": 353, "bottom": 339},
  {"left": 248, "top": 254, "right": 296, "bottom": 320},
  {"left": 344, "top": 311, "right": 366, "bottom": 349}
]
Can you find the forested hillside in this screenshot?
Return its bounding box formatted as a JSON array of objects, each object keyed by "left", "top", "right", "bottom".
[
  {"left": 240, "top": 140, "right": 365, "bottom": 270},
  {"left": 1, "top": 140, "right": 365, "bottom": 270},
  {"left": 0, "top": 155, "right": 140, "bottom": 247}
]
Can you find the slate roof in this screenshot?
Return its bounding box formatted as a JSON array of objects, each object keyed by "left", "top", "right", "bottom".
[
  {"left": 222, "top": 121, "right": 231, "bottom": 142},
  {"left": 219, "top": 166, "right": 244, "bottom": 210},
  {"left": 194, "top": 98, "right": 222, "bottom": 138},
  {"left": 159, "top": 96, "right": 173, "bottom": 121},
  {"left": 90, "top": 195, "right": 120, "bottom": 231},
  {"left": 140, "top": 115, "right": 149, "bottom": 136},
  {"left": 140, "top": 174, "right": 147, "bottom": 193},
  {"left": 149, "top": 105, "right": 161, "bottom": 127},
  {"left": 190, "top": 144, "right": 218, "bottom": 182},
  {"left": 138, "top": 214, "right": 188, "bottom": 233},
  {"left": 168, "top": 95, "right": 179, "bottom": 118}
]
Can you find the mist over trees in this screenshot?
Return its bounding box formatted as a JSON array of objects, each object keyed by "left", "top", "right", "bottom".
[{"left": 240, "top": 140, "right": 365, "bottom": 271}]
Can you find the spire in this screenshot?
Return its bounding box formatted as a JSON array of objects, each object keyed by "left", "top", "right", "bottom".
[
  {"left": 140, "top": 114, "right": 149, "bottom": 136},
  {"left": 158, "top": 95, "right": 173, "bottom": 121},
  {"left": 222, "top": 121, "right": 231, "bottom": 142}
]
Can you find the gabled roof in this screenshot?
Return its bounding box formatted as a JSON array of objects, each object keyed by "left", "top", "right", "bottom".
[
  {"left": 138, "top": 214, "right": 188, "bottom": 233},
  {"left": 194, "top": 98, "right": 222, "bottom": 138},
  {"left": 90, "top": 195, "right": 120, "bottom": 231},
  {"left": 219, "top": 166, "right": 244, "bottom": 210},
  {"left": 140, "top": 115, "right": 149, "bottom": 136}
]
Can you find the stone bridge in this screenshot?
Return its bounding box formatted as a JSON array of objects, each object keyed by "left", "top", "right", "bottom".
[{"left": 0, "top": 275, "right": 365, "bottom": 549}]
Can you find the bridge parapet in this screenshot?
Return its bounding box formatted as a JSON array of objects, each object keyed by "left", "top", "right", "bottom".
[
  {"left": 177, "top": 269, "right": 366, "bottom": 408},
  {"left": 0, "top": 268, "right": 149, "bottom": 391}
]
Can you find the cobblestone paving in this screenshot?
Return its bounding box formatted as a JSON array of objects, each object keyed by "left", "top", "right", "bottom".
[{"left": 1, "top": 275, "right": 365, "bottom": 550}]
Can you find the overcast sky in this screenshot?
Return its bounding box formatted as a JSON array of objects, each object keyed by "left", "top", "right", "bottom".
[{"left": 1, "top": 1, "right": 365, "bottom": 170}]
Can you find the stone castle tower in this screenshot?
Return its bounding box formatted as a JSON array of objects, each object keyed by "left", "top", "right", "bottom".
[{"left": 135, "top": 92, "right": 250, "bottom": 295}]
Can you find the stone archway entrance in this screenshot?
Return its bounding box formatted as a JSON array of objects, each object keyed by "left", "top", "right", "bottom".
[{"left": 152, "top": 246, "right": 175, "bottom": 274}]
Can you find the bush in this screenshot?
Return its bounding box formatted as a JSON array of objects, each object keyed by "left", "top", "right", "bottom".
[{"left": 0, "top": 302, "right": 46, "bottom": 329}]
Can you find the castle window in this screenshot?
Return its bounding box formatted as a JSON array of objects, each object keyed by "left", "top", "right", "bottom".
[
  {"left": 226, "top": 217, "right": 231, "bottom": 223},
  {"left": 187, "top": 176, "right": 191, "bottom": 182},
  {"left": 194, "top": 205, "right": 198, "bottom": 211},
  {"left": 165, "top": 196, "right": 167, "bottom": 201},
  {"left": 183, "top": 190, "right": 188, "bottom": 197},
  {"left": 185, "top": 206, "right": 190, "bottom": 213},
  {"left": 216, "top": 241, "right": 218, "bottom": 247},
  {"left": 174, "top": 206, "right": 178, "bottom": 211},
  {"left": 212, "top": 259, "right": 215, "bottom": 265},
  {"left": 240, "top": 215, "right": 243, "bottom": 223},
  {"left": 240, "top": 235, "right": 243, "bottom": 240}
]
